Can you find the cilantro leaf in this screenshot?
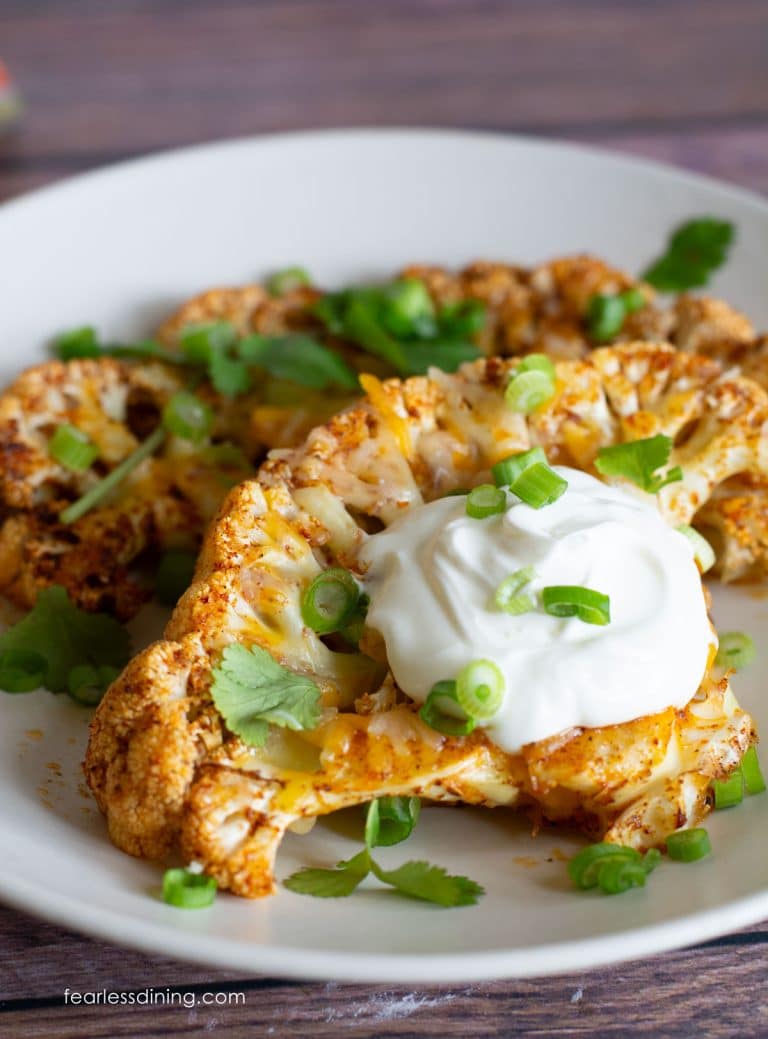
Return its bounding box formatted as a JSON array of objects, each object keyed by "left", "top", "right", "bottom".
[
  {"left": 0, "top": 585, "right": 131, "bottom": 694},
  {"left": 285, "top": 799, "right": 483, "bottom": 908},
  {"left": 283, "top": 851, "right": 371, "bottom": 898},
  {"left": 179, "top": 322, "right": 238, "bottom": 364},
  {"left": 364, "top": 797, "right": 421, "bottom": 849},
  {"left": 370, "top": 859, "right": 485, "bottom": 907},
  {"left": 208, "top": 351, "right": 252, "bottom": 397},
  {"left": 594, "top": 434, "right": 683, "bottom": 494},
  {"left": 643, "top": 218, "right": 734, "bottom": 292},
  {"left": 238, "top": 333, "right": 359, "bottom": 390},
  {"left": 394, "top": 339, "right": 481, "bottom": 375},
  {"left": 210, "top": 643, "right": 322, "bottom": 746}
]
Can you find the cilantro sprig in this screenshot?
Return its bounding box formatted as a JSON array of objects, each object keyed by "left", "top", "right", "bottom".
[
  {"left": 284, "top": 796, "right": 484, "bottom": 908},
  {"left": 210, "top": 643, "right": 322, "bottom": 746},
  {"left": 313, "top": 280, "right": 484, "bottom": 377},
  {"left": 0, "top": 585, "right": 131, "bottom": 698},
  {"left": 642, "top": 218, "right": 735, "bottom": 292}
]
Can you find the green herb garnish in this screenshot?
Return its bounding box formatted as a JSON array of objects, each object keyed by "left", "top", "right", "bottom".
[
  {"left": 665, "top": 828, "right": 711, "bottom": 863},
  {"left": 313, "top": 281, "right": 484, "bottom": 377},
  {"left": 0, "top": 585, "right": 131, "bottom": 696},
  {"left": 67, "top": 664, "right": 121, "bottom": 706},
  {"left": 162, "top": 867, "right": 217, "bottom": 909},
  {"left": 642, "top": 218, "right": 735, "bottom": 292},
  {"left": 364, "top": 796, "right": 421, "bottom": 848},
  {"left": 568, "top": 843, "right": 660, "bottom": 895},
  {"left": 586, "top": 287, "right": 646, "bottom": 342},
  {"left": 267, "top": 267, "right": 312, "bottom": 297},
  {"left": 542, "top": 585, "right": 611, "bottom": 626},
  {"left": 239, "top": 334, "right": 358, "bottom": 390},
  {"left": 162, "top": 391, "right": 213, "bottom": 442},
  {"left": 53, "top": 326, "right": 102, "bottom": 360},
  {"left": 208, "top": 350, "right": 252, "bottom": 397},
  {"left": 156, "top": 550, "right": 198, "bottom": 606},
  {"left": 715, "top": 631, "right": 755, "bottom": 671},
  {"left": 48, "top": 423, "right": 99, "bottom": 472},
  {"left": 210, "top": 643, "right": 322, "bottom": 747},
  {"left": 284, "top": 797, "right": 484, "bottom": 907},
  {"left": 418, "top": 680, "right": 476, "bottom": 737},
  {"left": 59, "top": 425, "right": 165, "bottom": 524},
  {"left": 594, "top": 434, "right": 682, "bottom": 494},
  {"left": 301, "top": 568, "right": 361, "bottom": 635}
]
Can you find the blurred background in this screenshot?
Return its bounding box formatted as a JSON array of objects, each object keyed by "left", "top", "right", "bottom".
[{"left": 1, "top": 0, "right": 767, "bottom": 204}]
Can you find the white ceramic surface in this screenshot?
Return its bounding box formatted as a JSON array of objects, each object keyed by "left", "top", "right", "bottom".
[{"left": 2, "top": 130, "right": 768, "bottom": 983}]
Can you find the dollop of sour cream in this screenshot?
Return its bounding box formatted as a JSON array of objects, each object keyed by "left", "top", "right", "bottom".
[{"left": 359, "top": 467, "right": 715, "bottom": 753}]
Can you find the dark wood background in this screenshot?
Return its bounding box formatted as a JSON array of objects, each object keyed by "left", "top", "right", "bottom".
[{"left": 2, "top": 2, "right": 768, "bottom": 1036}]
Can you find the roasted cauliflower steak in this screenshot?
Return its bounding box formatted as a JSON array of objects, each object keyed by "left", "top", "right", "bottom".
[
  {"left": 85, "top": 342, "right": 761, "bottom": 897},
  {"left": 0, "top": 358, "right": 255, "bottom": 618}
]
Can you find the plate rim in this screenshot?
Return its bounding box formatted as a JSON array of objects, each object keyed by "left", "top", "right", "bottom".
[
  {"left": 2, "top": 126, "right": 768, "bottom": 982},
  {"left": 2, "top": 862, "right": 767, "bottom": 983},
  {"left": 4, "top": 125, "right": 768, "bottom": 222}
]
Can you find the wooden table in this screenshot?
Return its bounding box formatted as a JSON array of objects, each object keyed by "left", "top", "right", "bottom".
[{"left": 2, "top": 3, "right": 767, "bottom": 1036}]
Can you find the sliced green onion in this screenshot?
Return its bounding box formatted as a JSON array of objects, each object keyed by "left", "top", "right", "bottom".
[
  {"left": 516, "top": 353, "right": 556, "bottom": 379},
  {"left": 178, "top": 321, "right": 237, "bottom": 365},
  {"left": 59, "top": 425, "right": 165, "bottom": 525},
  {"left": 266, "top": 267, "right": 311, "bottom": 297},
  {"left": 0, "top": 648, "right": 47, "bottom": 693},
  {"left": 505, "top": 369, "right": 555, "bottom": 414},
  {"left": 712, "top": 767, "right": 744, "bottom": 809},
  {"left": 455, "top": 659, "right": 505, "bottom": 721},
  {"left": 53, "top": 326, "right": 101, "bottom": 360},
  {"left": 381, "top": 279, "right": 435, "bottom": 337},
  {"left": 677, "top": 524, "right": 716, "bottom": 574},
  {"left": 419, "top": 680, "right": 476, "bottom": 736},
  {"left": 466, "top": 484, "right": 507, "bottom": 519},
  {"left": 596, "top": 856, "right": 649, "bottom": 895},
  {"left": 542, "top": 585, "right": 610, "bottom": 626},
  {"left": 715, "top": 631, "right": 755, "bottom": 671},
  {"left": 48, "top": 424, "right": 99, "bottom": 472},
  {"left": 162, "top": 867, "right": 217, "bottom": 909},
  {"left": 741, "top": 746, "right": 766, "bottom": 796},
  {"left": 339, "top": 592, "right": 370, "bottom": 646},
  {"left": 510, "top": 462, "right": 568, "bottom": 509},
  {"left": 568, "top": 843, "right": 641, "bottom": 889},
  {"left": 301, "top": 568, "right": 360, "bottom": 635},
  {"left": 67, "top": 664, "right": 120, "bottom": 706},
  {"left": 156, "top": 550, "right": 197, "bottom": 606},
  {"left": 666, "top": 828, "right": 712, "bottom": 863},
  {"left": 491, "top": 447, "right": 547, "bottom": 488},
  {"left": 494, "top": 567, "right": 535, "bottom": 613},
  {"left": 587, "top": 294, "right": 627, "bottom": 342},
  {"left": 569, "top": 843, "right": 659, "bottom": 895},
  {"left": 162, "top": 391, "right": 214, "bottom": 442},
  {"left": 621, "top": 287, "right": 646, "bottom": 314},
  {"left": 642, "top": 848, "right": 662, "bottom": 874},
  {"left": 595, "top": 435, "right": 682, "bottom": 494},
  {"left": 498, "top": 593, "right": 534, "bottom": 616}
]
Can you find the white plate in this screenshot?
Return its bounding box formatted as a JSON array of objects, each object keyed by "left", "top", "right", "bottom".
[{"left": 2, "top": 130, "right": 768, "bottom": 983}]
